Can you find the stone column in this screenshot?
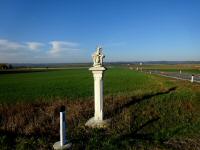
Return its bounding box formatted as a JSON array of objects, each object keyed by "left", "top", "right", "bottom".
[
  {"left": 91, "top": 67, "right": 106, "bottom": 121},
  {"left": 85, "top": 67, "right": 110, "bottom": 128}
]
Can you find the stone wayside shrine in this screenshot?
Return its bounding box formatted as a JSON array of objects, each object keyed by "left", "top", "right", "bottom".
[{"left": 85, "top": 47, "right": 110, "bottom": 128}]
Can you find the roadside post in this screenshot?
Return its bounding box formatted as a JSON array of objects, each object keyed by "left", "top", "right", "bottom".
[
  {"left": 140, "top": 62, "right": 143, "bottom": 72},
  {"left": 53, "top": 106, "right": 71, "bottom": 150},
  {"left": 191, "top": 75, "right": 194, "bottom": 83}
]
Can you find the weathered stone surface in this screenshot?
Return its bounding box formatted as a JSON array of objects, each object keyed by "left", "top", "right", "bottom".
[
  {"left": 53, "top": 141, "right": 72, "bottom": 150},
  {"left": 85, "top": 117, "right": 110, "bottom": 128}
]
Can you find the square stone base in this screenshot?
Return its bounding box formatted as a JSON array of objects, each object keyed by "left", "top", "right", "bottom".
[
  {"left": 85, "top": 117, "right": 110, "bottom": 128},
  {"left": 53, "top": 141, "right": 72, "bottom": 150}
]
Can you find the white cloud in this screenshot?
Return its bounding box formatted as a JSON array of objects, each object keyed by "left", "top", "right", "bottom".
[
  {"left": 49, "top": 41, "right": 79, "bottom": 55},
  {"left": 26, "top": 42, "right": 44, "bottom": 51},
  {"left": 0, "top": 38, "right": 86, "bottom": 63},
  {"left": 0, "top": 39, "right": 25, "bottom": 53},
  {"left": 0, "top": 39, "right": 45, "bottom": 53}
]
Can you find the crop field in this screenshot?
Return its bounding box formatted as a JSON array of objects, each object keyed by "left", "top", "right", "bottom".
[
  {"left": 0, "top": 67, "right": 200, "bottom": 149},
  {"left": 0, "top": 68, "right": 163, "bottom": 103}
]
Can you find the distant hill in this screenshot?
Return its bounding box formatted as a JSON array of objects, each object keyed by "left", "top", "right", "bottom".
[
  {"left": 8, "top": 61, "right": 200, "bottom": 68},
  {"left": 108, "top": 61, "right": 200, "bottom": 65}
]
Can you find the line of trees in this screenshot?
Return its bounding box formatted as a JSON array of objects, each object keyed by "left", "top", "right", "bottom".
[{"left": 0, "top": 64, "right": 13, "bottom": 70}]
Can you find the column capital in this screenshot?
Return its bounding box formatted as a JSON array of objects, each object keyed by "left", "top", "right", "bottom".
[
  {"left": 89, "top": 67, "right": 107, "bottom": 77},
  {"left": 89, "top": 66, "right": 106, "bottom": 72}
]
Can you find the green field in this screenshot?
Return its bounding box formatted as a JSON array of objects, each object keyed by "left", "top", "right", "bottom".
[
  {"left": 0, "top": 68, "right": 165, "bottom": 103},
  {"left": 1, "top": 67, "right": 200, "bottom": 149}
]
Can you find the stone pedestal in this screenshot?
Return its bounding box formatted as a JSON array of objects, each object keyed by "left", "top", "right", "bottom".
[
  {"left": 53, "top": 142, "right": 72, "bottom": 150},
  {"left": 85, "top": 66, "right": 110, "bottom": 128}
]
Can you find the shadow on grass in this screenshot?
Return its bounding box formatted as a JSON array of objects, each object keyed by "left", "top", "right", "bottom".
[
  {"left": 119, "top": 117, "right": 160, "bottom": 141},
  {"left": 105, "top": 86, "right": 176, "bottom": 119},
  {"left": 70, "top": 117, "right": 161, "bottom": 149}
]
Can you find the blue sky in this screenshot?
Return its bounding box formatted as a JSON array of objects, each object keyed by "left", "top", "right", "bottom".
[{"left": 0, "top": 0, "right": 199, "bottom": 63}]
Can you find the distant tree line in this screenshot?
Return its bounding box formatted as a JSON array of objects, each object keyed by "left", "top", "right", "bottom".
[{"left": 0, "top": 64, "right": 13, "bottom": 70}]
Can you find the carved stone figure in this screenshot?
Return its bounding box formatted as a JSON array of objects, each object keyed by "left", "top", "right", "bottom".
[{"left": 92, "top": 47, "right": 105, "bottom": 67}]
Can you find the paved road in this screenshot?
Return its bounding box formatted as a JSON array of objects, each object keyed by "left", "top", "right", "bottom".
[{"left": 146, "top": 70, "right": 200, "bottom": 83}]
